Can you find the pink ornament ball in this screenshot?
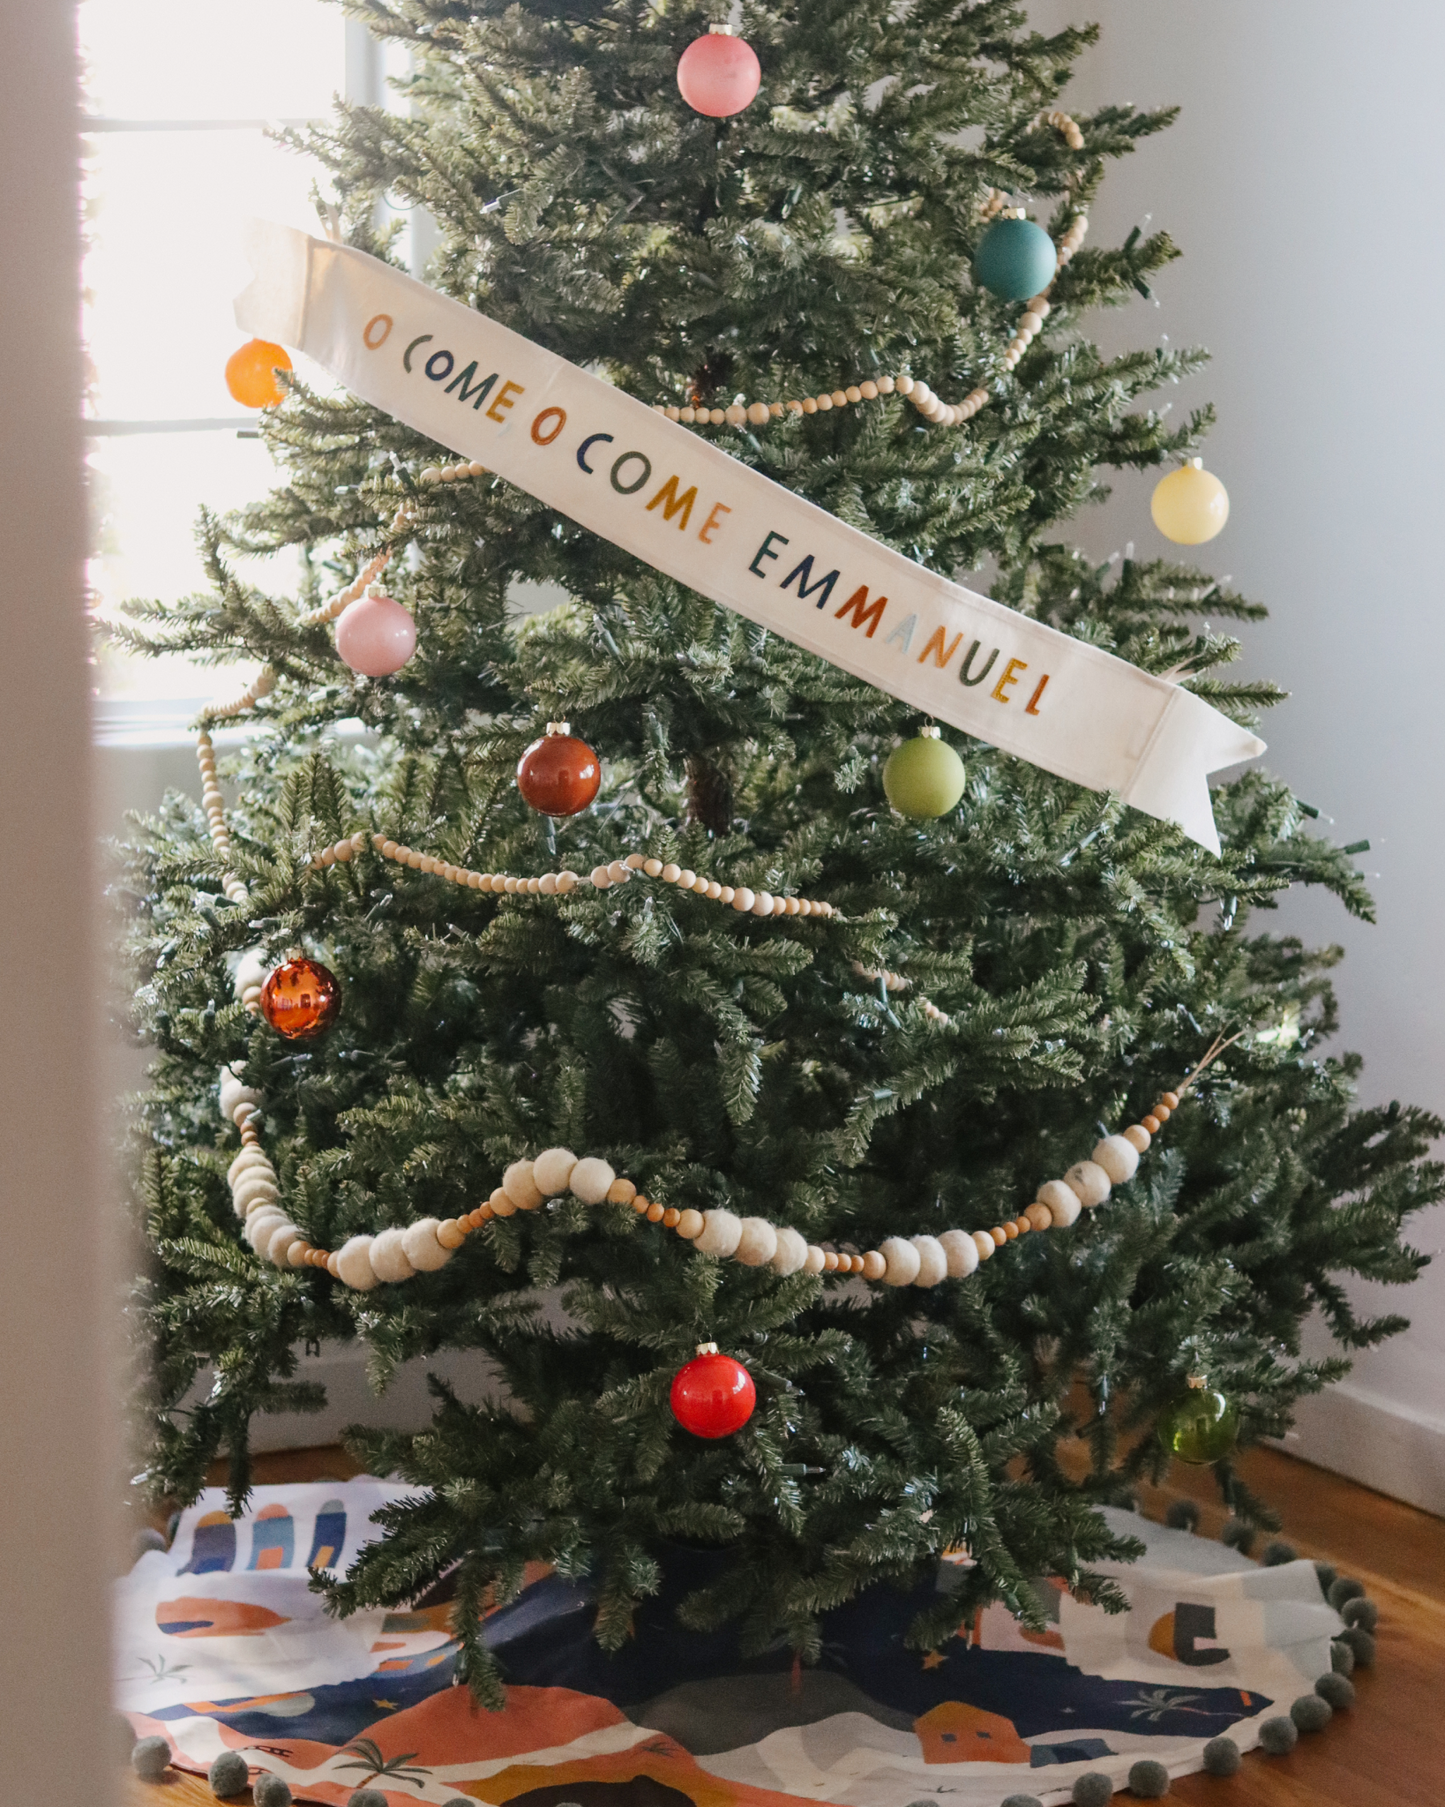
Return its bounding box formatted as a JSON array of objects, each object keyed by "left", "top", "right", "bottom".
[
  {"left": 335, "top": 590, "right": 417, "bottom": 678},
  {"left": 677, "top": 30, "right": 761, "bottom": 119}
]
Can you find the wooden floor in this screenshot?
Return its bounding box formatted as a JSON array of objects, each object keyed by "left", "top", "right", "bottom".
[{"left": 126, "top": 1444, "right": 1444, "bottom": 1807}]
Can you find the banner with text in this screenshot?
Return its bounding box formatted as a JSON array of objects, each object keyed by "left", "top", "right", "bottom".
[{"left": 236, "top": 222, "right": 1263, "bottom": 853}]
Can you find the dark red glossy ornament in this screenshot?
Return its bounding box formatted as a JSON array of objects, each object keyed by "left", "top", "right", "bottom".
[
  {"left": 516, "top": 720, "right": 601, "bottom": 817},
  {"left": 260, "top": 956, "right": 342, "bottom": 1041},
  {"left": 669, "top": 1344, "right": 756, "bottom": 1439}
]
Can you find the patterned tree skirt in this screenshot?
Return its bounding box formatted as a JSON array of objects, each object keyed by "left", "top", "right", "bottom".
[{"left": 117, "top": 1482, "right": 1350, "bottom": 1807}]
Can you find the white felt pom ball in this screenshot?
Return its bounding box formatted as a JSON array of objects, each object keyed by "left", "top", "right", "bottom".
[
  {"left": 219, "top": 1062, "right": 262, "bottom": 1122},
  {"left": 401, "top": 1218, "right": 451, "bottom": 1271},
  {"left": 1092, "top": 1135, "right": 1140, "bottom": 1185},
  {"left": 335, "top": 1234, "right": 379, "bottom": 1290},
  {"left": 1064, "top": 1160, "right": 1112, "bottom": 1208},
  {"left": 880, "top": 1236, "right": 922, "bottom": 1285},
  {"left": 568, "top": 1157, "right": 616, "bottom": 1204},
  {"left": 693, "top": 1209, "right": 743, "bottom": 1257},
  {"left": 368, "top": 1227, "right": 416, "bottom": 1283},
  {"left": 938, "top": 1229, "right": 980, "bottom": 1277},
  {"left": 502, "top": 1159, "right": 546, "bottom": 1210},
  {"left": 233, "top": 948, "right": 270, "bottom": 1001},
  {"left": 769, "top": 1227, "right": 809, "bottom": 1275},
  {"left": 532, "top": 1147, "right": 578, "bottom": 1195},
  {"left": 265, "top": 1222, "right": 303, "bottom": 1266},
  {"left": 733, "top": 1217, "right": 778, "bottom": 1266},
  {"left": 910, "top": 1235, "right": 948, "bottom": 1286},
  {"left": 1036, "top": 1179, "right": 1082, "bottom": 1227}
]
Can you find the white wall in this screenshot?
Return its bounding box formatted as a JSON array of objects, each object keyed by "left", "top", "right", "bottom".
[
  {"left": 1032, "top": 0, "right": 1445, "bottom": 1508},
  {"left": 0, "top": 0, "right": 113, "bottom": 1798}
]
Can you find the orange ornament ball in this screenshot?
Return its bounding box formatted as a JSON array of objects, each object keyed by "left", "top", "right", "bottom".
[
  {"left": 516, "top": 723, "right": 601, "bottom": 817},
  {"left": 225, "top": 338, "right": 293, "bottom": 409},
  {"left": 260, "top": 956, "right": 341, "bottom": 1041}
]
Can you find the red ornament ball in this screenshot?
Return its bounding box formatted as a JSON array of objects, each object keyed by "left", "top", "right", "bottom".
[
  {"left": 260, "top": 957, "right": 342, "bottom": 1042},
  {"left": 677, "top": 29, "right": 761, "bottom": 119},
  {"left": 670, "top": 1347, "right": 756, "bottom": 1439},
  {"left": 516, "top": 724, "right": 601, "bottom": 817}
]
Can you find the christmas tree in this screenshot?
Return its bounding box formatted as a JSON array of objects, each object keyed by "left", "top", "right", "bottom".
[{"left": 120, "top": 0, "right": 1439, "bottom": 1697}]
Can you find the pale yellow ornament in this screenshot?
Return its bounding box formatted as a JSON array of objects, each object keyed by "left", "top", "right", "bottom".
[{"left": 1151, "top": 457, "right": 1230, "bottom": 544}]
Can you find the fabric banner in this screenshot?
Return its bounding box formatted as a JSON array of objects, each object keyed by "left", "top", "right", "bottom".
[
  {"left": 118, "top": 1482, "right": 1344, "bottom": 1807},
  {"left": 235, "top": 222, "right": 1264, "bottom": 854}
]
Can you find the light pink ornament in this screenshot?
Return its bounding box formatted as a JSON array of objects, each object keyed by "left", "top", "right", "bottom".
[
  {"left": 676, "top": 27, "right": 761, "bottom": 119},
  {"left": 335, "top": 588, "right": 417, "bottom": 677}
]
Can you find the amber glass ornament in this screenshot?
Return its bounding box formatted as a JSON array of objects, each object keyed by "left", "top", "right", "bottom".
[
  {"left": 516, "top": 721, "right": 601, "bottom": 817},
  {"left": 1158, "top": 1382, "right": 1239, "bottom": 1465},
  {"left": 259, "top": 956, "right": 341, "bottom": 1041},
  {"left": 225, "top": 338, "right": 293, "bottom": 408}
]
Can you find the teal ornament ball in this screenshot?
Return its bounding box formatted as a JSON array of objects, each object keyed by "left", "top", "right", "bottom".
[
  {"left": 974, "top": 216, "right": 1057, "bottom": 302},
  {"left": 883, "top": 730, "right": 965, "bottom": 818},
  {"left": 1158, "top": 1383, "right": 1239, "bottom": 1464}
]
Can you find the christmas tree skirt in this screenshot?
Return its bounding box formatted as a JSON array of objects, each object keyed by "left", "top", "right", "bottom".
[{"left": 118, "top": 1483, "right": 1346, "bottom": 1807}]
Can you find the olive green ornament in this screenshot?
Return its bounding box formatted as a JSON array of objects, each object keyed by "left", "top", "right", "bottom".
[
  {"left": 1159, "top": 1378, "right": 1238, "bottom": 1464},
  {"left": 883, "top": 726, "right": 966, "bottom": 817}
]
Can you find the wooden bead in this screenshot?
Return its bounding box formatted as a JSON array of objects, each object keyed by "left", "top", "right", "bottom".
[
  {"left": 1151, "top": 1103, "right": 1171, "bottom": 1122},
  {"left": 823, "top": 1251, "right": 839, "bottom": 1271},
  {"left": 1024, "top": 1202, "right": 1053, "bottom": 1232},
  {"left": 647, "top": 1201, "right": 666, "bottom": 1222},
  {"left": 676, "top": 1208, "right": 705, "bottom": 1240},
  {"left": 607, "top": 1177, "right": 637, "bottom": 1205},
  {"left": 815, "top": 393, "right": 833, "bottom": 410},
  {"left": 644, "top": 857, "right": 664, "bottom": 877},
  {"left": 662, "top": 1207, "right": 681, "bottom": 1227},
  {"left": 732, "top": 888, "right": 756, "bottom": 912},
  {"left": 1123, "top": 1124, "right": 1152, "bottom": 1153},
  {"left": 632, "top": 1196, "right": 651, "bottom": 1214},
  {"left": 1160, "top": 1091, "right": 1181, "bottom": 1110},
  {"left": 747, "top": 401, "right": 771, "bottom": 425},
  {"left": 861, "top": 1250, "right": 887, "bottom": 1280},
  {"left": 489, "top": 1186, "right": 517, "bottom": 1217},
  {"left": 845, "top": 386, "right": 862, "bottom": 404},
  {"left": 436, "top": 1219, "right": 467, "bottom": 1248},
  {"left": 859, "top": 381, "right": 879, "bottom": 400},
  {"left": 1142, "top": 1115, "right": 1161, "bottom": 1134},
  {"left": 989, "top": 1227, "right": 1008, "bottom": 1246},
  {"left": 1002, "top": 1221, "right": 1019, "bottom": 1239}
]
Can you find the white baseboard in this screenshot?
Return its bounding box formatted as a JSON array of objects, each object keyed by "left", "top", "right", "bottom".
[{"left": 1272, "top": 1382, "right": 1445, "bottom": 1517}]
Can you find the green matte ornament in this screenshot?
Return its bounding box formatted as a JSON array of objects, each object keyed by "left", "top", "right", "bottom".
[
  {"left": 974, "top": 216, "right": 1058, "bottom": 302},
  {"left": 1158, "top": 1381, "right": 1238, "bottom": 1464},
  {"left": 883, "top": 727, "right": 966, "bottom": 817}
]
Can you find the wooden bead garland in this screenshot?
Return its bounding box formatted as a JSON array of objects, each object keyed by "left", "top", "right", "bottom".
[
  {"left": 225, "top": 1048, "right": 1225, "bottom": 1291},
  {"left": 305, "top": 834, "right": 841, "bottom": 920},
  {"left": 652, "top": 113, "right": 1088, "bottom": 436}
]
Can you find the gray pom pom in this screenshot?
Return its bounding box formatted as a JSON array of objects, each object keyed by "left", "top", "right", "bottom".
[
  {"left": 1202, "top": 1736, "right": 1241, "bottom": 1777},
  {"left": 1001, "top": 1796, "right": 1044, "bottom": 1807},
  {"left": 1316, "top": 1672, "right": 1356, "bottom": 1709},
  {"left": 133, "top": 1526, "right": 168, "bottom": 1560},
  {"left": 131, "top": 1735, "right": 171, "bottom": 1781},
  {"left": 1128, "top": 1758, "right": 1171, "bottom": 1797},
  {"left": 1258, "top": 1715, "right": 1299, "bottom": 1755},
  {"left": 1330, "top": 1637, "right": 1355, "bottom": 1674},
  {"left": 1073, "top": 1775, "right": 1115, "bottom": 1807},
  {"left": 1261, "top": 1539, "right": 1297, "bottom": 1566},
  {"left": 1313, "top": 1559, "right": 1337, "bottom": 1592},
  {"left": 1291, "top": 1694, "right": 1333, "bottom": 1732},
  {"left": 1220, "top": 1516, "right": 1254, "bottom": 1555},
  {"left": 254, "top": 1775, "right": 293, "bottom": 1807},
  {"left": 1342, "top": 1596, "right": 1378, "bottom": 1631},
  {"left": 1339, "top": 1625, "right": 1376, "bottom": 1667},
  {"left": 208, "top": 1750, "right": 251, "bottom": 1797},
  {"left": 349, "top": 1792, "right": 390, "bottom": 1807},
  {"left": 1164, "top": 1499, "right": 1200, "bottom": 1532},
  {"left": 1327, "top": 1575, "right": 1365, "bottom": 1610}
]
